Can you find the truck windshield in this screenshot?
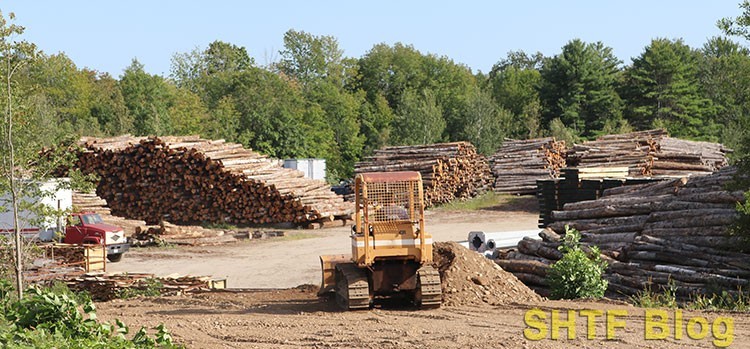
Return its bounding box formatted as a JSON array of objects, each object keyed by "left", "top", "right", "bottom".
[{"left": 82, "top": 214, "right": 104, "bottom": 225}]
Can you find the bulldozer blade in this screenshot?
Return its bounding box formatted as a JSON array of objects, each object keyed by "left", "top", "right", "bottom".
[{"left": 318, "top": 254, "right": 350, "bottom": 296}]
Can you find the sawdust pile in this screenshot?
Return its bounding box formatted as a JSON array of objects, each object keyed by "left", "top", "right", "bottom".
[{"left": 432, "top": 241, "right": 542, "bottom": 306}]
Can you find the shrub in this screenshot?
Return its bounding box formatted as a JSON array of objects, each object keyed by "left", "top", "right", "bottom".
[
  {"left": 546, "top": 226, "right": 608, "bottom": 299},
  {"left": 0, "top": 280, "right": 180, "bottom": 348},
  {"left": 629, "top": 278, "right": 678, "bottom": 308}
]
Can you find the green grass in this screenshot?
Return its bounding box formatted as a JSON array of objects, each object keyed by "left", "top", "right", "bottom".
[
  {"left": 629, "top": 280, "right": 750, "bottom": 311},
  {"left": 433, "top": 191, "right": 511, "bottom": 211}
]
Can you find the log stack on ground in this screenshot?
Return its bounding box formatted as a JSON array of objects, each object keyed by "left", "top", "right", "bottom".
[
  {"left": 354, "top": 142, "right": 492, "bottom": 206},
  {"left": 66, "top": 273, "right": 217, "bottom": 301},
  {"left": 496, "top": 167, "right": 748, "bottom": 299},
  {"left": 71, "top": 135, "right": 353, "bottom": 227},
  {"left": 567, "top": 129, "right": 731, "bottom": 177},
  {"left": 489, "top": 137, "right": 567, "bottom": 195}
]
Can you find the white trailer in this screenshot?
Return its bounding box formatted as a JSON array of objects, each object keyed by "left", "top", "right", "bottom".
[{"left": 0, "top": 178, "right": 72, "bottom": 242}]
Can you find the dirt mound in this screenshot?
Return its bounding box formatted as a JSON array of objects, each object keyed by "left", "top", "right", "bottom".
[{"left": 433, "top": 241, "right": 541, "bottom": 306}]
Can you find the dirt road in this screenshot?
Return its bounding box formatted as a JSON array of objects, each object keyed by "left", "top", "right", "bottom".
[
  {"left": 97, "top": 288, "right": 749, "bottom": 349},
  {"left": 97, "top": 200, "right": 750, "bottom": 348},
  {"left": 108, "top": 206, "right": 540, "bottom": 288}
]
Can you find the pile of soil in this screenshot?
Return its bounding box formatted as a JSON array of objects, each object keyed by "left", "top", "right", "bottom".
[{"left": 432, "top": 241, "right": 542, "bottom": 306}]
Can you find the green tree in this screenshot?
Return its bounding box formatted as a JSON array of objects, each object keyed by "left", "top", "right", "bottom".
[
  {"left": 718, "top": 0, "right": 750, "bottom": 40},
  {"left": 392, "top": 89, "right": 445, "bottom": 145},
  {"left": 539, "top": 39, "right": 624, "bottom": 138},
  {"left": 0, "top": 12, "right": 82, "bottom": 298},
  {"left": 167, "top": 86, "right": 209, "bottom": 136},
  {"left": 488, "top": 51, "right": 544, "bottom": 138},
  {"left": 699, "top": 36, "right": 750, "bottom": 147},
  {"left": 277, "top": 29, "right": 344, "bottom": 85},
  {"left": 89, "top": 72, "right": 132, "bottom": 135},
  {"left": 0, "top": 11, "right": 40, "bottom": 297},
  {"left": 459, "top": 87, "right": 512, "bottom": 154},
  {"left": 277, "top": 30, "right": 361, "bottom": 178},
  {"left": 204, "top": 41, "right": 253, "bottom": 75},
  {"left": 119, "top": 59, "right": 172, "bottom": 135},
  {"left": 622, "top": 38, "right": 711, "bottom": 138},
  {"left": 355, "top": 43, "right": 477, "bottom": 143},
  {"left": 718, "top": 1, "right": 750, "bottom": 191},
  {"left": 24, "top": 54, "right": 104, "bottom": 136},
  {"left": 170, "top": 40, "right": 253, "bottom": 93}
]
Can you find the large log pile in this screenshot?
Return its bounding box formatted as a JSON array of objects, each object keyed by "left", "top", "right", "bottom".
[
  {"left": 567, "top": 129, "right": 731, "bottom": 177},
  {"left": 497, "top": 167, "right": 748, "bottom": 298},
  {"left": 354, "top": 142, "right": 492, "bottom": 206},
  {"left": 73, "top": 135, "right": 353, "bottom": 226},
  {"left": 489, "top": 138, "right": 567, "bottom": 195}
]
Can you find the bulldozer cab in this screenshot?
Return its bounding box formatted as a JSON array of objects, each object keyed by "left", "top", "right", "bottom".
[{"left": 351, "top": 171, "right": 430, "bottom": 267}]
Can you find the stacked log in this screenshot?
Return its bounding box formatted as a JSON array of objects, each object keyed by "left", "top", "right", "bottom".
[
  {"left": 66, "top": 273, "right": 217, "bottom": 301},
  {"left": 489, "top": 138, "right": 567, "bottom": 195},
  {"left": 72, "top": 135, "right": 353, "bottom": 226},
  {"left": 354, "top": 142, "right": 492, "bottom": 206},
  {"left": 497, "top": 167, "right": 748, "bottom": 298},
  {"left": 567, "top": 129, "right": 731, "bottom": 177}
]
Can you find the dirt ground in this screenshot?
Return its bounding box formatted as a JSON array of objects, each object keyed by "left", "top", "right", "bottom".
[
  {"left": 96, "top": 198, "right": 750, "bottom": 348},
  {"left": 107, "top": 199, "right": 541, "bottom": 288},
  {"left": 97, "top": 288, "right": 750, "bottom": 349}
]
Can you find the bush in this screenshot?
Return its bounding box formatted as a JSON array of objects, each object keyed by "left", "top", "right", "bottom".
[
  {"left": 0, "top": 279, "right": 180, "bottom": 348},
  {"left": 546, "top": 226, "right": 608, "bottom": 299}
]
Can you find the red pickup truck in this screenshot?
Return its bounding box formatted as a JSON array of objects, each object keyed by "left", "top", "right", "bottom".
[{"left": 63, "top": 212, "right": 130, "bottom": 262}]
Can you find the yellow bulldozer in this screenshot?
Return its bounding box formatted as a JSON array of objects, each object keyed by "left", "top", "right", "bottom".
[{"left": 319, "top": 171, "right": 442, "bottom": 310}]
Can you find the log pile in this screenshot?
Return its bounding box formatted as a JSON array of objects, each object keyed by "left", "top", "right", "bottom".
[
  {"left": 567, "top": 129, "right": 731, "bottom": 177},
  {"left": 71, "top": 135, "right": 353, "bottom": 226},
  {"left": 354, "top": 142, "right": 492, "bottom": 206},
  {"left": 65, "top": 273, "right": 217, "bottom": 301},
  {"left": 497, "top": 167, "right": 748, "bottom": 298},
  {"left": 490, "top": 138, "right": 567, "bottom": 195}
]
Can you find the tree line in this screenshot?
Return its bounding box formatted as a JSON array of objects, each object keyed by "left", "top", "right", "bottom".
[{"left": 3, "top": 10, "right": 750, "bottom": 181}]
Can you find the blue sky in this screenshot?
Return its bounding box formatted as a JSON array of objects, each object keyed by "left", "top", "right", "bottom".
[{"left": 2, "top": 1, "right": 744, "bottom": 77}]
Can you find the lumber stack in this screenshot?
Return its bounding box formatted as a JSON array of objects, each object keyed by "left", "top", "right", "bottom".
[
  {"left": 567, "top": 129, "right": 730, "bottom": 177},
  {"left": 72, "top": 135, "right": 353, "bottom": 226},
  {"left": 65, "top": 273, "right": 216, "bottom": 301},
  {"left": 489, "top": 138, "right": 567, "bottom": 195},
  {"left": 354, "top": 142, "right": 492, "bottom": 206},
  {"left": 497, "top": 167, "right": 748, "bottom": 298}
]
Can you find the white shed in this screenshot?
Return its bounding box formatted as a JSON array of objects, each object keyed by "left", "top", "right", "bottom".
[{"left": 283, "top": 159, "right": 327, "bottom": 181}]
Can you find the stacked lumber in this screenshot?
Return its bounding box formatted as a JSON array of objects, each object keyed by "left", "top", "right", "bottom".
[
  {"left": 567, "top": 129, "right": 730, "bottom": 177},
  {"left": 65, "top": 273, "right": 217, "bottom": 301},
  {"left": 354, "top": 142, "right": 492, "bottom": 206},
  {"left": 536, "top": 169, "right": 665, "bottom": 228},
  {"left": 71, "top": 135, "right": 353, "bottom": 226},
  {"left": 490, "top": 138, "right": 567, "bottom": 195},
  {"left": 497, "top": 167, "right": 748, "bottom": 298},
  {"left": 73, "top": 191, "right": 150, "bottom": 236}
]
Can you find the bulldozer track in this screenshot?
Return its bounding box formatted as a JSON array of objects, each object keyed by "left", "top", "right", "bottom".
[
  {"left": 417, "top": 265, "right": 442, "bottom": 309},
  {"left": 335, "top": 263, "right": 371, "bottom": 310}
]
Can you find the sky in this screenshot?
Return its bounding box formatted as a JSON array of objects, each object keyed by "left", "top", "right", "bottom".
[{"left": 1, "top": 1, "right": 745, "bottom": 78}]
